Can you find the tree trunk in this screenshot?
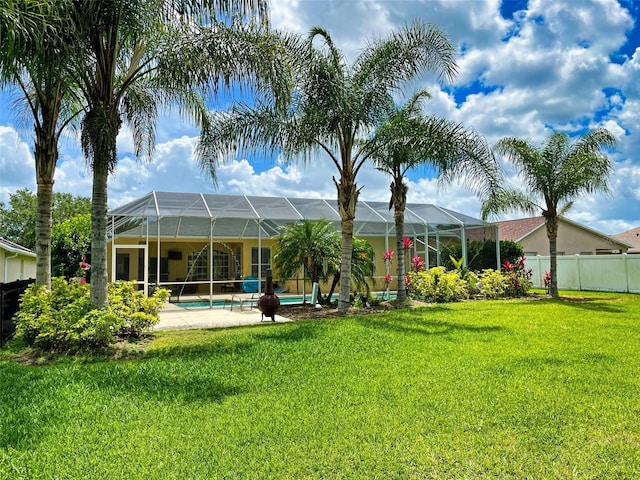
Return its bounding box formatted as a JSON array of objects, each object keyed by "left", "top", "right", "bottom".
[
  {"left": 34, "top": 120, "right": 58, "bottom": 289},
  {"left": 545, "top": 215, "right": 559, "bottom": 298},
  {"left": 392, "top": 179, "right": 408, "bottom": 302},
  {"left": 35, "top": 181, "right": 54, "bottom": 288},
  {"left": 336, "top": 175, "right": 359, "bottom": 314},
  {"left": 90, "top": 159, "right": 110, "bottom": 307}
]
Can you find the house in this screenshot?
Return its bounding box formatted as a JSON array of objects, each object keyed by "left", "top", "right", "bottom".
[
  {"left": 492, "top": 216, "right": 630, "bottom": 256},
  {"left": 107, "top": 191, "right": 494, "bottom": 299},
  {"left": 0, "top": 237, "right": 36, "bottom": 283},
  {"left": 611, "top": 227, "right": 640, "bottom": 254}
]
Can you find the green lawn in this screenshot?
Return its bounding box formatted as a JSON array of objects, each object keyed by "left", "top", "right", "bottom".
[{"left": 1, "top": 291, "right": 639, "bottom": 479}]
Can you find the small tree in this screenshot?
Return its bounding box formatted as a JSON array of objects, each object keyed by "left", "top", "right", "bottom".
[
  {"left": 272, "top": 219, "right": 375, "bottom": 305},
  {"left": 481, "top": 129, "right": 616, "bottom": 297},
  {"left": 272, "top": 219, "right": 341, "bottom": 304}
]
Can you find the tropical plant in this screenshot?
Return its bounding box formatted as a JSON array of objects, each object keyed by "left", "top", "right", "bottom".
[
  {"left": 1, "top": 1, "right": 83, "bottom": 288},
  {"left": 370, "top": 90, "right": 499, "bottom": 303},
  {"left": 407, "top": 266, "right": 467, "bottom": 303},
  {"left": 272, "top": 218, "right": 341, "bottom": 304},
  {"left": 481, "top": 129, "right": 616, "bottom": 297},
  {"left": 501, "top": 255, "right": 533, "bottom": 297},
  {"left": 272, "top": 219, "right": 375, "bottom": 305},
  {"left": 58, "top": 0, "right": 292, "bottom": 307},
  {"left": 0, "top": 0, "right": 60, "bottom": 69},
  {"left": 203, "top": 21, "right": 459, "bottom": 313}
]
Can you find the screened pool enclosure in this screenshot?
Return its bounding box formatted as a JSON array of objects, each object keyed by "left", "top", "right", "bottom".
[{"left": 107, "top": 191, "right": 498, "bottom": 300}]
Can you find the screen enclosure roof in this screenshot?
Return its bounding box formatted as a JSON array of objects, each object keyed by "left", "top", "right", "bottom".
[{"left": 108, "top": 191, "right": 489, "bottom": 239}]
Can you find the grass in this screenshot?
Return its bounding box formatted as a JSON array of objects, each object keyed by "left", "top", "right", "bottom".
[{"left": 1, "top": 291, "right": 639, "bottom": 479}]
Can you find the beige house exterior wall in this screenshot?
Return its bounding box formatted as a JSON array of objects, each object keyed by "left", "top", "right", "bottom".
[
  {"left": 0, "top": 248, "right": 36, "bottom": 283},
  {"left": 108, "top": 234, "right": 448, "bottom": 296},
  {"left": 519, "top": 221, "right": 627, "bottom": 256}
]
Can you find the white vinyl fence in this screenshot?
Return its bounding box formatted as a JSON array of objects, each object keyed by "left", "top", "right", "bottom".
[{"left": 525, "top": 254, "right": 640, "bottom": 294}]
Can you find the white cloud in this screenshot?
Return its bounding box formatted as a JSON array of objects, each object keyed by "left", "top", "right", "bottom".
[{"left": 0, "top": 126, "right": 35, "bottom": 200}]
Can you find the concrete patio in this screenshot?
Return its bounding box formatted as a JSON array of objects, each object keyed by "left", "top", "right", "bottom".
[{"left": 155, "top": 301, "right": 292, "bottom": 331}]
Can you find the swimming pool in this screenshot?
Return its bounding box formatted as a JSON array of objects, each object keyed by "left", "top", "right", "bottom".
[
  {"left": 175, "top": 295, "right": 311, "bottom": 309},
  {"left": 175, "top": 292, "right": 395, "bottom": 309}
]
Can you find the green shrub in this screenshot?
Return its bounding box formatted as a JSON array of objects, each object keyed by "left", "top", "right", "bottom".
[
  {"left": 477, "top": 269, "right": 507, "bottom": 299},
  {"left": 15, "top": 278, "right": 94, "bottom": 351},
  {"left": 108, "top": 281, "right": 170, "bottom": 337},
  {"left": 407, "top": 267, "right": 468, "bottom": 303},
  {"left": 14, "top": 279, "right": 170, "bottom": 352}
]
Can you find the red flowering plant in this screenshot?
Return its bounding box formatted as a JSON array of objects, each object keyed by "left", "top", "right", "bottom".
[
  {"left": 403, "top": 237, "right": 413, "bottom": 251},
  {"left": 381, "top": 250, "right": 394, "bottom": 299},
  {"left": 411, "top": 255, "right": 425, "bottom": 272},
  {"left": 501, "top": 254, "right": 532, "bottom": 297}
]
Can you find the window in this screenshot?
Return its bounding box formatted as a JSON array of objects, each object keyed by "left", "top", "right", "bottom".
[
  {"left": 187, "top": 251, "right": 209, "bottom": 281},
  {"left": 579, "top": 251, "right": 593, "bottom": 256},
  {"left": 213, "top": 249, "right": 229, "bottom": 280},
  {"left": 251, "top": 247, "right": 271, "bottom": 277}
]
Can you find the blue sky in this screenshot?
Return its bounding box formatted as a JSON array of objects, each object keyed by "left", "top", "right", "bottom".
[{"left": 1, "top": 0, "right": 639, "bottom": 235}]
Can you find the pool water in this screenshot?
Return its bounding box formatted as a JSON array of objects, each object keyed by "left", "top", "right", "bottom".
[
  {"left": 175, "top": 295, "right": 313, "bottom": 309},
  {"left": 175, "top": 292, "right": 394, "bottom": 309}
]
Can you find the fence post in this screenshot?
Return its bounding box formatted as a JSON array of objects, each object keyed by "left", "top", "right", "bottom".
[{"left": 624, "top": 253, "right": 629, "bottom": 293}]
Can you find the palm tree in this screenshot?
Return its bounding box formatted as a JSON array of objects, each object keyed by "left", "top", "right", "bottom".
[
  {"left": 272, "top": 218, "right": 341, "bottom": 304},
  {"left": 67, "top": 0, "right": 290, "bottom": 306},
  {"left": 0, "top": 1, "right": 59, "bottom": 62},
  {"left": 272, "top": 219, "right": 376, "bottom": 305},
  {"left": 481, "top": 129, "right": 616, "bottom": 297},
  {"left": 202, "top": 21, "right": 458, "bottom": 313},
  {"left": 370, "top": 90, "right": 499, "bottom": 302},
  {"left": 1, "top": 0, "right": 82, "bottom": 288}
]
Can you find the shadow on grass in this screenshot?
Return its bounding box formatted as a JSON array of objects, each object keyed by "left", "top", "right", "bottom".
[
  {"left": 87, "top": 362, "right": 244, "bottom": 404},
  {"left": 534, "top": 296, "right": 626, "bottom": 314},
  {"left": 249, "top": 321, "right": 320, "bottom": 343},
  {"left": 356, "top": 306, "right": 504, "bottom": 337}
]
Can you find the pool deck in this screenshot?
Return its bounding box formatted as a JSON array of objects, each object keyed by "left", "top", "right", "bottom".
[{"left": 155, "top": 294, "right": 293, "bottom": 331}]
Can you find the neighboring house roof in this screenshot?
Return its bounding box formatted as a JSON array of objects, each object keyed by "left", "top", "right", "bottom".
[
  {"left": 495, "top": 216, "right": 631, "bottom": 249},
  {"left": 0, "top": 237, "right": 36, "bottom": 257},
  {"left": 612, "top": 227, "right": 640, "bottom": 253},
  {"left": 496, "top": 217, "right": 546, "bottom": 242}
]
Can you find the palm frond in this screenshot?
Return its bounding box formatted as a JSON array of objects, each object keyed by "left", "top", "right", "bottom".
[{"left": 480, "top": 189, "right": 539, "bottom": 221}]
